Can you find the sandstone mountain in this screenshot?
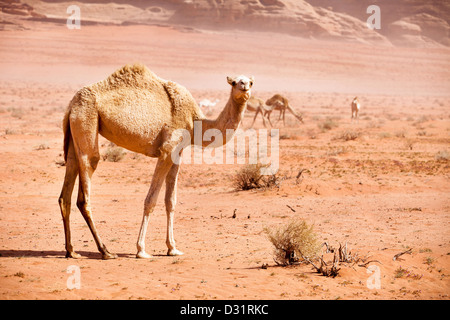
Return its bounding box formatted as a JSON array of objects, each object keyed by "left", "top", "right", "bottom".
[{"left": 1, "top": 0, "right": 449, "bottom": 46}]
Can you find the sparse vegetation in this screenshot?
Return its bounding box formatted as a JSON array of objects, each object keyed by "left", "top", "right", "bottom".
[
  {"left": 404, "top": 139, "right": 414, "bottom": 150},
  {"left": 102, "top": 144, "right": 126, "bottom": 162},
  {"left": 35, "top": 143, "right": 49, "bottom": 150},
  {"left": 9, "top": 107, "right": 24, "bottom": 119},
  {"left": 318, "top": 117, "right": 339, "bottom": 132},
  {"left": 4, "top": 128, "right": 15, "bottom": 135},
  {"left": 435, "top": 150, "right": 450, "bottom": 162},
  {"left": 378, "top": 132, "right": 391, "bottom": 139},
  {"left": 264, "top": 219, "right": 321, "bottom": 266},
  {"left": 234, "top": 163, "right": 280, "bottom": 191},
  {"left": 326, "top": 146, "right": 347, "bottom": 156},
  {"left": 336, "top": 130, "right": 360, "bottom": 141},
  {"left": 394, "top": 266, "right": 423, "bottom": 280}
]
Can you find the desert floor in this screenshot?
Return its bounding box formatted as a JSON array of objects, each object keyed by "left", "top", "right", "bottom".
[{"left": 0, "top": 21, "right": 449, "bottom": 300}]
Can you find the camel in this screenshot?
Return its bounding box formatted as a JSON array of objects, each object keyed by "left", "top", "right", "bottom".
[
  {"left": 265, "top": 94, "right": 303, "bottom": 126},
  {"left": 246, "top": 96, "right": 272, "bottom": 127},
  {"left": 351, "top": 97, "right": 360, "bottom": 121},
  {"left": 198, "top": 98, "right": 219, "bottom": 109},
  {"left": 198, "top": 98, "right": 219, "bottom": 116},
  {"left": 58, "top": 64, "right": 254, "bottom": 259}
]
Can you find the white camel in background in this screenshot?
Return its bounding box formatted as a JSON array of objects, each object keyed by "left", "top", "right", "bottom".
[
  {"left": 198, "top": 98, "right": 220, "bottom": 116},
  {"left": 351, "top": 97, "right": 361, "bottom": 122}
]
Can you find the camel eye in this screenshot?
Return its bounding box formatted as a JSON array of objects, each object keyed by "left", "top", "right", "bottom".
[
  {"left": 232, "top": 81, "right": 236, "bottom": 86},
  {"left": 250, "top": 81, "right": 253, "bottom": 87}
]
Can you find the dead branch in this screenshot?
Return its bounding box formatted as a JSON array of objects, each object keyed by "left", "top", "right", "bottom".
[
  {"left": 358, "top": 260, "right": 382, "bottom": 268},
  {"left": 295, "top": 169, "right": 310, "bottom": 184},
  {"left": 393, "top": 248, "right": 412, "bottom": 261},
  {"left": 286, "top": 204, "right": 296, "bottom": 212},
  {"left": 322, "top": 242, "right": 334, "bottom": 253},
  {"left": 302, "top": 253, "right": 340, "bottom": 278}
]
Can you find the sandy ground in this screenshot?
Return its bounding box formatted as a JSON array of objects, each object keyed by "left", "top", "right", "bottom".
[{"left": 0, "top": 20, "right": 449, "bottom": 300}]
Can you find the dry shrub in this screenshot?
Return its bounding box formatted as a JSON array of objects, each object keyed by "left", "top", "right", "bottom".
[
  {"left": 264, "top": 219, "right": 321, "bottom": 266},
  {"left": 326, "top": 146, "right": 347, "bottom": 156},
  {"left": 404, "top": 139, "right": 414, "bottom": 150},
  {"left": 234, "top": 164, "right": 280, "bottom": 191},
  {"left": 337, "top": 130, "right": 360, "bottom": 141},
  {"left": 35, "top": 143, "right": 49, "bottom": 150},
  {"left": 9, "top": 107, "right": 24, "bottom": 119},
  {"left": 318, "top": 117, "right": 339, "bottom": 132},
  {"left": 435, "top": 150, "right": 450, "bottom": 162},
  {"left": 103, "top": 144, "right": 125, "bottom": 162},
  {"left": 378, "top": 132, "right": 391, "bottom": 139}
]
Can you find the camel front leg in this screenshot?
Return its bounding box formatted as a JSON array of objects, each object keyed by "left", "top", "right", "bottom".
[
  {"left": 165, "top": 163, "right": 183, "bottom": 256},
  {"left": 266, "top": 111, "right": 273, "bottom": 127},
  {"left": 251, "top": 109, "right": 265, "bottom": 128},
  {"left": 136, "top": 157, "right": 173, "bottom": 259}
]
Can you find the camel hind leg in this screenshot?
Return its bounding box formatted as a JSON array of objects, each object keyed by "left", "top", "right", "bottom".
[
  {"left": 70, "top": 114, "right": 117, "bottom": 260},
  {"left": 165, "top": 163, "right": 183, "bottom": 256},
  {"left": 58, "top": 137, "right": 81, "bottom": 258}
]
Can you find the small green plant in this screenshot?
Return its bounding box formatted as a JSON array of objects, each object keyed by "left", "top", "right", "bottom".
[
  {"left": 264, "top": 219, "right": 321, "bottom": 266},
  {"left": 394, "top": 266, "right": 422, "bottom": 280},
  {"left": 394, "top": 266, "right": 408, "bottom": 278}
]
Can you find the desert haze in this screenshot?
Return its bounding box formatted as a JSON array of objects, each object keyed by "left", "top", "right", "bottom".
[{"left": 0, "top": 0, "right": 449, "bottom": 300}]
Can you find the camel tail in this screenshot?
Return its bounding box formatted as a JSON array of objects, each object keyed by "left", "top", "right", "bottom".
[{"left": 62, "top": 108, "right": 71, "bottom": 162}]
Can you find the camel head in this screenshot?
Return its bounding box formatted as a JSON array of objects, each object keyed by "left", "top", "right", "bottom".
[
  {"left": 227, "top": 75, "right": 254, "bottom": 104},
  {"left": 265, "top": 95, "right": 279, "bottom": 107}
]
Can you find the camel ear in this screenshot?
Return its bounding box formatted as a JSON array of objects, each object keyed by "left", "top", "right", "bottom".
[{"left": 227, "top": 76, "right": 235, "bottom": 86}]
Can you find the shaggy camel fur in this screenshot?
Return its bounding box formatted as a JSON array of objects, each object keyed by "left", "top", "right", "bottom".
[
  {"left": 58, "top": 64, "right": 253, "bottom": 259},
  {"left": 351, "top": 97, "right": 361, "bottom": 121},
  {"left": 246, "top": 96, "right": 272, "bottom": 127},
  {"left": 265, "top": 94, "right": 303, "bottom": 126}
]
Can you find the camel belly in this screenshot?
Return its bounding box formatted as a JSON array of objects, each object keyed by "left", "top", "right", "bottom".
[{"left": 97, "top": 90, "right": 172, "bottom": 157}]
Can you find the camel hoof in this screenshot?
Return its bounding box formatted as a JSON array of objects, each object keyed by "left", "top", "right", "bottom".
[
  {"left": 102, "top": 252, "right": 118, "bottom": 260},
  {"left": 136, "top": 251, "right": 152, "bottom": 259},
  {"left": 167, "top": 249, "right": 184, "bottom": 256},
  {"left": 66, "top": 251, "right": 82, "bottom": 259}
]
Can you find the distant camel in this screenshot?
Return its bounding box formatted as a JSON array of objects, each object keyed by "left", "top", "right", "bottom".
[
  {"left": 58, "top": 64, "right": 254, "bottom": 259},
  {"left": 265, "top": 94, "right": 303, "bottom": 126},
  {"left": 199, "top": 98, "right": 219, "bottom": 116},
  {"left": 198, "top": 98, "right": 219, "bottom": 109},
  {"left": 246, "top": 96, "right": 272, "bottom": 127},
  {"left": 351, "top": 97, "right": 360, "bottom": 121}
]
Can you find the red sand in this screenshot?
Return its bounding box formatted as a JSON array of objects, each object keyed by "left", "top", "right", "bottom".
[{"left": 0, "top": 20, "right": 449, "bottom": 300}]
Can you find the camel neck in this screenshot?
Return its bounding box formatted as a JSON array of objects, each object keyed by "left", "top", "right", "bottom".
[{"left": 198, "top": 95, "right": 247, "bottom": 147}]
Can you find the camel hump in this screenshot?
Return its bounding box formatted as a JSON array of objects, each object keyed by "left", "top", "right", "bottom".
[
  {"left": 102, "top": 63, "right": 159, "bottom": 89},
  {"left": 163, "top": 80, "right": 204, "bottom": 123}
]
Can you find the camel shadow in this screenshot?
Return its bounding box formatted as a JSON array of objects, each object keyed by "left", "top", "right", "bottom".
[{"left": 0, "top": 249, "right": 133, "bottom": 260}]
